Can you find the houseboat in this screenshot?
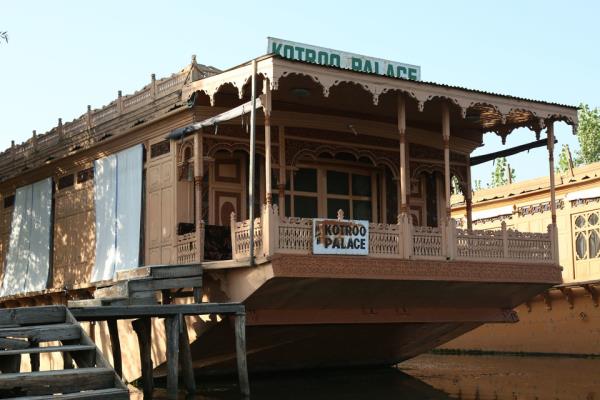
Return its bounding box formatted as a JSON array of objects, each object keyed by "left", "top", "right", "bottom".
[
  {"left": 0, "top": 39, "right": 577, "bottom": 381},
  {"left": 444, "top": 161, "right": 600, "bottom": 355}
]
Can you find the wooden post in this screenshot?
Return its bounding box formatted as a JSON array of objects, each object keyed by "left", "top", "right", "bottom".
[
  {"left": 132, "top": 317, "right": 153, "bottom": 399},
  {"left": 179, "top": 315, "right": 196, "bottom": 395},
  {"left": 63, "top": 351, "right": 74, "bottom": 370},
  {"left": 547, "top": 120, "right": 559, "bottom": 262},
  {"left": 29, "top": 339, "right": 40, "bottom": 372},
  {"left": 278, "top": 126, "right": 286, "bottom": 217},
  {"left": 170, "top": 138, "right": 179, "bottom": 263},
  {"left": 165, "top": 315, "right": 180, "bottom": 399},
  {"left": 398, "top": 94, "right": 408, "bottom": 216},
  {"left": 107, "top": 319, "right": 122, "bottom": 377},
  {"left": 263, "top": 79, "right": 273, "bottom": 205},
  {"left": 442, "top": 103, "right": 451, "bottom": 223},
  {"left": 502, "top": 221, "right": 509, "bottom": 258},
  {"left": 234, "top": 313, "right": 250, "bottom": 397},
  {"left": 194, "top": 131, "right": 204, "bottom": 263},
  {"left": 466, "top": 156, "right": 473, "bottom": 231}
]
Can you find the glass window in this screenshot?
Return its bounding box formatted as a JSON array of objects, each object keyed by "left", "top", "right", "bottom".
[
  {"left": 294, "top": 168, "right": 317, "bottom": 193},
  {"left": 294, "top": 196, "right": 318, "bottom": 218},
  {"left": 327, "top": 171, "right": 349, "bottom": 195},
  {"left": 353, "top": 200, "right": 372, "bottom": 221},
  {"left": 576, "top": 215, "right": 586, "bottom": 228},
  {"left": 327, "top": 198, "right": 349, "bottom": 219},
  {"left": 590, "top": 231, "right": 600, "bottom": 259},
  {"left": 576, "top": 233, "right": 587, "bottom": 260},
  {"left": 352, "top": 174, "right": 371, "bottom": 196}
]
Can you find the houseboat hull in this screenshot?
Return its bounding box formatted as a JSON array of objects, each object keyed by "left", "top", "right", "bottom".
[{"left": 150, "top": 254, "right": 562, "bottom": 376}]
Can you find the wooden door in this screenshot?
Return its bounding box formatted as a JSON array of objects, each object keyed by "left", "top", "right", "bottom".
[
  {"left": 145, "top": 139, "right": 174, "bottom": 265},
  {"left": 210, "top": 153, "right": 246, "bottom": 225}
]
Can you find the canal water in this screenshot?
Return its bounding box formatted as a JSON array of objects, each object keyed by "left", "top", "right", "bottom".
[{"left": 148, "top": 354, "right": 600, "bottom": 399}]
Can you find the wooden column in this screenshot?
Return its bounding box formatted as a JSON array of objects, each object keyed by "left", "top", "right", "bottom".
[
  {"left": 442, "top": 103, "right": 451, "bottom": 223},
  {"left": 165, "top": 315, "right": 180, "bottom": 399},
  {"left": 107, "top": 319, "right": 122, "bottom": 378},
  {"left": 132, "top": 318, "right": 153, "bottom": 399},
  {"left": 466, "top": 156, "right": 473, "bottom": 231},
  {"left": 234, "top": 313, "right": 250, "bottom": 397},
  {"left": 28, "top": 339, "right": 40, "bottom": 372},
  {"left": 264, "top": 80, "right": 273, "bottom": 205},
  {"left": 194, "top": 131, "right": 204, "bottom": 263},
  {"left": 278, "top": 126, "right": 286, "bottom": 217},
  {"left": 179, "top": 316, "right": 196, "bottom": 395},
  {"left": 170, "top": 139, "right": 179, "bottom": 263},
  {"left": 398, "top": 94, "right": 408, "bottom": 216},
  {"left": 547, "top": 120, "right": 559, "bottom": 262}
]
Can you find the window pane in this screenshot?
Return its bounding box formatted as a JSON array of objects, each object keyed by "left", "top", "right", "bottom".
[
  {"left": 271, "top": 170, "right": 290, "bottom": 190},
  {"left": 590, "top": 231, "right": 600, "bottom": 259},
  {"left": 294, "top": 196, "right": 318, "bottom": 218},
  {"left": 285, "top": 195, "right": 291, "bottom": 217},
  {"left": 327, "top": 170, "right": 349, "bottom": 195},
  {"left": 589, "top": 213, "right": 599, "bottom": 226},
  {"left": 576, "top": 233, "right": 587, "bottom": 259},
  {"left": 575, "top": 215, "right": 586, "bottom": 228},
  {"left": 327, "top": 198, "right": 349, "bottom": 219},
  {"left": 294, "top": 168, "right": 317, "bottom": 192},
  {"left": 352, "top": 174, "right": 371, "bottom": 196},
  {"left": 353, "top": 200, "right": 372, "bottom": 221}
]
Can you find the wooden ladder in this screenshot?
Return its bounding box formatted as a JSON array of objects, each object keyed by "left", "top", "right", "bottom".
[{"left": 0, "top": 306, "right": 129, "bottom": 399}]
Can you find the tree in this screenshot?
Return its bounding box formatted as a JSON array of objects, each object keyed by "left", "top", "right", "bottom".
[
  {"left": 489, "top": 157, "right": 515, "bottom": 188},
  {"left": 557, "top": 144, "right": 574, "bottom": 174},
  {"left": 473, "top": 179, "right": 483, "bottom": 191},
  {"left": 575, "top": 103, "right": 600, "bottom": 165}
]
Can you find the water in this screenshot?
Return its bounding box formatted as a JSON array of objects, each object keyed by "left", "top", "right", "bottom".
[{"left": 147, "top": 354, "right": 600, "bottom": 399}]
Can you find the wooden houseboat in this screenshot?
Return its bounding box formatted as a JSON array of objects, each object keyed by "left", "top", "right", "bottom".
[{"left": 0, "top": 41, "right": 577, "bottom": 381}]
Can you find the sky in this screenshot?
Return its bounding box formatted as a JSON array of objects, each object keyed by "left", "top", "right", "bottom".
[{"left": 1, "top": 0, "right": 599, "bottom": 186}]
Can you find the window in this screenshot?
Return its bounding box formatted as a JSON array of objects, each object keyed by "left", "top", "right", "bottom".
[
  {"left": 326, "top": 170, "right": 372, "bottom": 220},
  {"left": 573, "top": 210, "right": 600, "bottom": 260}
]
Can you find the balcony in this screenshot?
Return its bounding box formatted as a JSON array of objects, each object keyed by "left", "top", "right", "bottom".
[{"left": 176, "top": 204, "right": 557, "bottom": 265}]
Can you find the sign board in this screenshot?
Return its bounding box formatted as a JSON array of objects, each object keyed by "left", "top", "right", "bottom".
[
  {"left": 268, "top": 37, "right": 421, "bottom": 81},
  {"left": 313, "top": 218, "right": 369, "bottom": 255}
]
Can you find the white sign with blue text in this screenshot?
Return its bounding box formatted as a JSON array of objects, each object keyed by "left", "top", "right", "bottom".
[{"left": 313, "top": 218, "right": 369, "bottom": 256}]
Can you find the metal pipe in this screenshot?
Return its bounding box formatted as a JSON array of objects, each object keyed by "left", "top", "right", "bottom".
[{"left": 248, "top": 60, "right": 257, "bottom": 265}]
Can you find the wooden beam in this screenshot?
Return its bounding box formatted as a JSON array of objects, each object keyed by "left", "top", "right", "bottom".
[
  {"left": 28, "top": 339, "right": 40, "bottom": 372},
  {"left": 470, "top": 137, "right": 556, "bottom": 166},
  {"left": 132, "top": 318, "right": 153, "bottom": 398},
  {"left": 70, "top": 303, "right": 245, "bottom": 321},
  {"left": 107, "top": 319, "right": 122, "bottom": 378}
]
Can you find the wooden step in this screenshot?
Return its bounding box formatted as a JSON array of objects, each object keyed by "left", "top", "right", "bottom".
[
  {"left": 0, "top": 324, "right": 80, "bottom": 342},
  {"left": 0, "top": 307, "right": 66, "bottom": 328},
  {"left": 68, "top": 295, "right": 158, "bottom": 308},
  {"left": 0, "top": 368, "right": 115, "bottom": 396},
  {"left": 115, "top": 263, "right": 202, "bottom": 281},
  {"left": 3, "top": 387, "right": 130, "bottom": 400},
  {"left": 0, "top": 344, "right": 95, "bottom": 356}
]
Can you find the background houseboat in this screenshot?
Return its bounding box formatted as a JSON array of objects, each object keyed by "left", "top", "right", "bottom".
[
  {"left": 0, "top": 43, "right": 576, "bottom": 381},
  {"left": 444, "top": 161, "right": 600, "bottom": 355}
]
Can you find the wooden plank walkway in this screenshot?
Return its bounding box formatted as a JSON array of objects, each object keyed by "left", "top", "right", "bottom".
[
  {"left": 66, "top": 264, "right": 250, "bottom": 399},
  {"left": 69, "top": 303, "right": 249, "bottom": 399},
  {"left": 0, "top": 306, "right": 128, "bottom": 399}
]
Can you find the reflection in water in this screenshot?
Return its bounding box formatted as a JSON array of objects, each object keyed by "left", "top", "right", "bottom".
[
  {"left": 402, "top": 354, "right": 600, "bottom": 400},
  {"left": 148, "top": 355, "right": 600, "bottom": 399}
]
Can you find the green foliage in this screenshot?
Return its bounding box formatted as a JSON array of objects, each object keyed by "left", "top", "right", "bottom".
[
  {"left": 575, "top": 103, "right": 600, "bottom": 165},
  {"left": 556, "top": 144, "right": 574, "bottom": 174},
  {"left": 489, "top": 157, "right": 515, "bottom": 188},
  {"left": 451, "top": 175, "right": 462, "bottom": 195},
  {"left": 473, "top": 179, "right": 483, "bottom": 191}
]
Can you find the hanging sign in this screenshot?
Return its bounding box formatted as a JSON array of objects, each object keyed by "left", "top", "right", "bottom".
[
  {"left": 268, "top": 37, "right": 421, "bottom": 81},
  {"left": 313, "top": 218, "right": 369, "bottom": 255}
]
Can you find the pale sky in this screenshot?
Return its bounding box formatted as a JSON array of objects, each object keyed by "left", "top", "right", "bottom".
[{"left": 2, "top": 0, "right": 599, "bottom": 186}]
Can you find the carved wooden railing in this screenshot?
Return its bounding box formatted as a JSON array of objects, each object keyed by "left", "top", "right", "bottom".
[
  {"left": 278, "top": 217, "right": 313, "bottom": 254},
  {"left": 175, "top": 222, "right": 205, "bottom": 264},
  {"left": 231, "top": 214, "right": 263, "bottom": 261},
  {"left": 412, "top": 225, "right": 444, "bottom": 259},
  {"left": 227, "top": 205, "right": 558, "bottom": 264}
]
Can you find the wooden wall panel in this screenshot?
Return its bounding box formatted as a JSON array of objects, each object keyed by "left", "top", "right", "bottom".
[
  {"left": 52, "top": 180, "right": 95, "bottom": 288},
  {"left": 0, "top": 199, "right": 14, "bottom": 285}
]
